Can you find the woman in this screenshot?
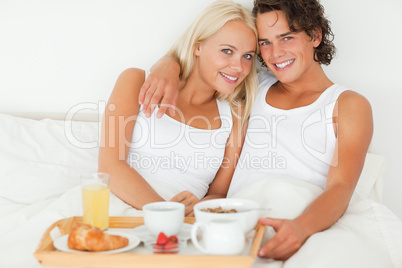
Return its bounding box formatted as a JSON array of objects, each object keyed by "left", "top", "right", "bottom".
[{"left": 98, "top": 0, "right": 259, "bottom": 216}]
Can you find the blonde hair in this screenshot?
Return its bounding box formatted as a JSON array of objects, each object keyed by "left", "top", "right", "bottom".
[{"left": 168, "top": 0, "right": 258, "bottom": 127}]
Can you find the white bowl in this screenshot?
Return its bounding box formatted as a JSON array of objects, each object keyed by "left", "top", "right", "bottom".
[{"left": 193, "top": 198, "right": 260, "bottom": 233}]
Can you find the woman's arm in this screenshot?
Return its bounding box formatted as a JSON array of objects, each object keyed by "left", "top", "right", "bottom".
[
  {"left": 138, "top": 56, "right": 181, "bottom": 118},
  {"left": 98, "top": 68, "right": 164, "bottom": 209},
  {"left": 258, "top": 91, "right": 374, "bottom": 260}
]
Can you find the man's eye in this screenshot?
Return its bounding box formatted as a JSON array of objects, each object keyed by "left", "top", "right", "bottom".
[
  {"left": 284, "top": 36, "right": 293, "bottom": 41},
  {"left": 260, "top": 41, "right": 270, "bottom": 46},
  {"left": 222, "top": 49, "right": 232, "bottom": 54}
]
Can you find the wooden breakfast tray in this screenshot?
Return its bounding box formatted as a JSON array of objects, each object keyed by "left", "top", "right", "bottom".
[{"left": 34, "top": 216, "right": 265, "bottom": 268}]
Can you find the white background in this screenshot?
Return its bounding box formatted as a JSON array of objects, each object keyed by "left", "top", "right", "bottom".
[{"left": 1, "top": 0, "right": 401, "bottom": 219}]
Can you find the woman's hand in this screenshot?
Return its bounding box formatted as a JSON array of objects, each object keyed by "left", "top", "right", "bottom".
[
  {"left": 138, "top": 56, "right": 181, "bottom": 118},
  {"left": 170, "top": 191, "right": 199, "bottom": 216},
  {"left": 257, "top": 218, "right": 309, "bottom": 260}
]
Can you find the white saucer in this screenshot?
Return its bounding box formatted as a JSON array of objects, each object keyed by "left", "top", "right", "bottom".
[
  {"left": 131, "top": 223, "right": 192, "bottom": 242},
  {"left": 53, "top": 231, "right": 141, "bottom": 254}
]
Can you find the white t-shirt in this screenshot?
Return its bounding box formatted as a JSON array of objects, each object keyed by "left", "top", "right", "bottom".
[
  {"left": 128, "top": 100, "right": 233, "bottom": 199},
  {"left": 227, "top": 72, "right": 347, "bottom": 196}
]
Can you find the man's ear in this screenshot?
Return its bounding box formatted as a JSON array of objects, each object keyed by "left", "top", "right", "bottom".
[{"left": 312, "top": 28, "right": 322, "bottom": 47}]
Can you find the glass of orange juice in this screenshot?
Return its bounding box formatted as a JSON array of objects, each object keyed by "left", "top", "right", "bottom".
[{"left": 80, "top": 172, "right": 110, "bottom": 230}]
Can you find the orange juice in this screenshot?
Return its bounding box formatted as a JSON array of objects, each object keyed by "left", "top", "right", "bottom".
[{"left": 82, "top": 184, "right": 110, "bottom": 230}]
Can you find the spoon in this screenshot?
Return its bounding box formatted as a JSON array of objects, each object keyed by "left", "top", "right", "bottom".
[{"left": 235, "top": 208, "right": 272, "bottom": 213}]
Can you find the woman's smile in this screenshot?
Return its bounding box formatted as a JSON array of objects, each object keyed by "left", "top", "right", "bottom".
[{"left": 220, "top": 72, "right": 239, "bottom": 84}]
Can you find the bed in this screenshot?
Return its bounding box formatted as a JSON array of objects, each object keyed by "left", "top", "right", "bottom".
[
  {"left": 0, "top": 112, "right": 401, "bottom": 268},
  {"left": 1, "top": 0, "right": 402, "bottom": 267}
]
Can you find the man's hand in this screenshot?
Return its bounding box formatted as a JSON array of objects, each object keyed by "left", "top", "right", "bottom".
[
  {"left": 138, "top": 74, "right": 179, "bottom": 118},
  {"left": 138, "top": 56, "right": 181, "bottom": 118},
  {"left": 258, "top": 218, "right": 308, "bottom": 260},
  {"left": 170, "top": 191, "right": 199, "bottom": 216}
]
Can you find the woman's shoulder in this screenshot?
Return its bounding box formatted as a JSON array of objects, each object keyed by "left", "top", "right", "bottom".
[
  {"left": 112, "top": 68, "right": 146, "bottom": 96},
  {"left": 118, "top": 68, "right": 146, "bottom": 82},
  {"left": 109, "top": 68, "right": 147, "bottom": 106}
]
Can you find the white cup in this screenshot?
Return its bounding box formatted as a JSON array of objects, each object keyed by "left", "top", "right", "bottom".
[
  {"left": 191, "top": 219, "right": 245, "bottom": 255},
  {"left": 143, "top": 201, "right": 185, "bottom": 236}
]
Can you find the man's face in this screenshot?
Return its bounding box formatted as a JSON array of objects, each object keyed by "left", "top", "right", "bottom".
[{"left": 256, "top": 10, "right": 321, "bottom": 84}]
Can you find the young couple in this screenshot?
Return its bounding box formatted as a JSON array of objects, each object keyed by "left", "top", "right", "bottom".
[{"left": 98, "top": 0, "right": 373, "bottom": 260}]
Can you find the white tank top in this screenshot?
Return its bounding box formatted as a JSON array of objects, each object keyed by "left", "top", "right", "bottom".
[
  {"left": 128, "top": 99, "right": 233, "bottom": 199},
  {"left": 227, "top": 72, "right": 348, "bottom": 196}
]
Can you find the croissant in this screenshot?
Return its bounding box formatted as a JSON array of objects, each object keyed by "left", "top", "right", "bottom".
[{"left": 67, "top": 224, "right": 129, "bottom": 251}]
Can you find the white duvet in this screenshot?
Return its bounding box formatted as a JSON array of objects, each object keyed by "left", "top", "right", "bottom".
[
  {"left": 232, "top": 176, "right": 402, "bottom": 268},
  {"left": 0, "top": 113, "right": 402, "bottom": 268}
]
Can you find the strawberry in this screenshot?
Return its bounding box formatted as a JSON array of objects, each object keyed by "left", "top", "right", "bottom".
[
  {"left": 168, "top": 235, "right": 178, "bottom": 244},
  {"left": 152, "top": 244, "right": 165, "bottom": 250},
  {"left": 156, "top": 232, "right": 169, "bottom": 245},
  {"left": 153, "top": 232, "right": 179, "bottom": 254},
  {"left": 164, "top": 240, "right": 179, "bottom": 250}
]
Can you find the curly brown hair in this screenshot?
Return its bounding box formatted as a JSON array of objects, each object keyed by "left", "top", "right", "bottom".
[{"left": 252, "top": 0, "right": 336, "bottom": 66}]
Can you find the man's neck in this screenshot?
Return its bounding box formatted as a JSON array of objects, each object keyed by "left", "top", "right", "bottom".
[
  {"left": 280, "top": 64, "right": 333, "bottom": 95},
  {"left": 266, "top": 65, "right": 334, "bottom": 110}
]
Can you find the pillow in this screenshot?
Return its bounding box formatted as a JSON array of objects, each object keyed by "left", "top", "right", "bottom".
[
  {"left": 0, "top": 113, "right": 99, "bottom": 204},
  {"left": 350, "top": 152, "right": 386, "bottom": 203}
]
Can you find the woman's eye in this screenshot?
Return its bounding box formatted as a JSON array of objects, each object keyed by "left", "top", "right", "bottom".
[
  {"left": 222, "top": 49, "right": 232, "bottom": 54},
  {"left": 243, "top": 54, "right": 253, "bottom": 60}
]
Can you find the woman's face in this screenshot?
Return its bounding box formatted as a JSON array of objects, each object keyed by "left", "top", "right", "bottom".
[{"left": 193, "top": 20, "right": 257, "bottom": 94}]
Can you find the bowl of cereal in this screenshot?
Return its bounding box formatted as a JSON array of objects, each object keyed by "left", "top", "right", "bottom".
[{"left": 193, "top": 198, "right": 261, "bottom": 233}]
